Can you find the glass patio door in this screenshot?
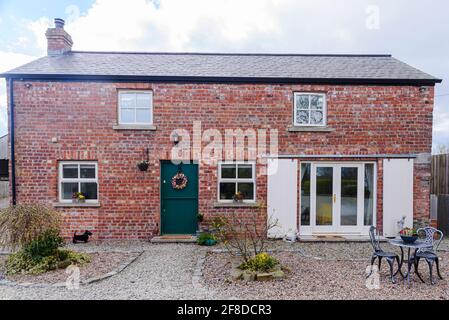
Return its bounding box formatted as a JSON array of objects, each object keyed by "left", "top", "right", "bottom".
[{"left": 311, "top": 163, "right": 364, "bottom": 233}]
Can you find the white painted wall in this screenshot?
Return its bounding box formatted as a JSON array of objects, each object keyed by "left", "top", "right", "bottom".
[
  {"left": 267, "top": 159, "right": 298, "bottom": 238},
  {"left": 383, "top": 159, "right": 414, "bottom": 237}
]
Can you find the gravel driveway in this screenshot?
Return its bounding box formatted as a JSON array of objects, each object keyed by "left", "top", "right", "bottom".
[
  {"left": 0, "top": 242, "right": 222, "bottom": 300},
  {"left": 1, "top": 240, "right": 448, "bottom": 300}
]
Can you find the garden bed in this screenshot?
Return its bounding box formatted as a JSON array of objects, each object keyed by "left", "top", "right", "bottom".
[
  {"left": 0, "top": 251, "right": 139, "bottom": 285},
  {"left": 202, "top": 251, "right": 449, "bottom": 300}
]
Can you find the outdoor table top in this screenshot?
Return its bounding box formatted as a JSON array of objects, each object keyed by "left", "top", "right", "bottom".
[{"left": 388, "top": 238, "right": 432, "bottom": 249}]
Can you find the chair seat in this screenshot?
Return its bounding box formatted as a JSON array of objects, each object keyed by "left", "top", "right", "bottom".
[
  {"left": 375, "top": 250, "right": 398, "bottom": 258},
  {"left": 413, "top": 251, "right": 438, "bottom": 260}
]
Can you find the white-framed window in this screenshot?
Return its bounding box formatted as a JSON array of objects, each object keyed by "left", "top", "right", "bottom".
[
  {"left": 294, "top": 92, "right": 327, "bottom": 126},
  {"left": 218, "top": 162, "right": 256, "bottom": 202},
  {"left": 118, "top": 91, "right": 153, "bottom": 125},
  {"left": 58, "top": 161, "right": 98, "bottom": 203}
]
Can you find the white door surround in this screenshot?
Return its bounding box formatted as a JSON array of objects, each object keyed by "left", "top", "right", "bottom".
[{"left": 300, "top": 162, "right": 376, "bottom": 236}]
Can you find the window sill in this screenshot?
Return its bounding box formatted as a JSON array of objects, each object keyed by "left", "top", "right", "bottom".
[
  {"left": 113, "top": 124, "right": 157, "bottom": 131},
  {"left": 213, "top": 202, "right": 260, "bottom": 208},
  {"left": 287, "top": 126, "right": 335, "bottom": 132},
  {"left": 53, "top": 202, "right": 101, "bottom": 208}
]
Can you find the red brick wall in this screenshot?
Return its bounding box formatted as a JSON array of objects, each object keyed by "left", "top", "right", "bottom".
[{"left": 8, "top": 81, "right": 434, "bottom": 239}]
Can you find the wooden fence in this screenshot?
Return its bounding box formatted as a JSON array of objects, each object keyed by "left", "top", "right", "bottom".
[
  {"left": 431, "top": 153, "right": 449, "bottom": 235},
  {"left": 431, "top": 153, "right": 449, "bottom": 195}
]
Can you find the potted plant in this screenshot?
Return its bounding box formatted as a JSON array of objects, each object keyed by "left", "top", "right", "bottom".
[
  {"left": 137, "top": 160, "right": 149, "bottom": 172},
  {"left": 197, "top": 232, "right": 217, "bottom": 246},
  {"left": 233, "top": 191, "right": 244, "bottom": 203},
  {"left": 72, "top": 192, "right": 86, "bottom": 203},
  {"left": 399, "top": 227, "right": 418, "bottom": 243}
]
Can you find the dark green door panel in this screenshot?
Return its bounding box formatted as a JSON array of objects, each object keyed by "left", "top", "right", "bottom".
[{"left": 161, "top": 161, "right": 198, "bottom": 235}]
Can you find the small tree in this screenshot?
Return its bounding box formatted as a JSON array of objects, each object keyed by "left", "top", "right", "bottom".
[
  {"left": 213, "top": 203, "right": 278, "bottom": 263},
  {"left": 0, "top": 204, "right": 62, "bottom": 250}
]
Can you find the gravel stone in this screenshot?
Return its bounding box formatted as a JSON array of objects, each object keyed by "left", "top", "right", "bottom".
[
  {"left": 0, "top": 242, "right": 222, "bottom": 300},
  {"left": 1, "top": 240, "right": 448, "bottom": 300}
]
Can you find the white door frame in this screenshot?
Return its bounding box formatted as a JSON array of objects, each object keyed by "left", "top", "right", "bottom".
[{"left": 301, "top": 161, "right": 376, "bottom": 236}]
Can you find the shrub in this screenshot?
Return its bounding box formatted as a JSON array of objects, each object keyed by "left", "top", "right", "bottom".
[
  {"left": 24, "top": 229, "right": 64, "bottom": 260},
  {"left": 239, "top": 253, "right": 279, "bottom": 272},
  {"left": 213, "top": 204, "right": 279, "bottom": 262},
  {"left": 197, "top": 232, "right": 216, "bottom": 245},
  {"left": 6, "top": 248, "right": 90, "bottom": 275},
  {"left": 0, "top": 204, "right": 62, "bottom": 250}
]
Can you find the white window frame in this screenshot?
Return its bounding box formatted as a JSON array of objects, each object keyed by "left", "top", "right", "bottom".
[
  {"left": 217, "top": 161, "right": 256, "bottom": 203},
  {"left": 118, "top": 90, "right": 153, "bottom": 125},
  {"left": 293, "top": 92, "right": 327, "bottom": 127},
  {"left": 58, "top": 161, "right": 99, "bottom": 203}
]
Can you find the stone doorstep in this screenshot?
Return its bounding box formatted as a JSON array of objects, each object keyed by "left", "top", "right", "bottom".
[{"left": 150, "top": 235, "right": 197, "bottom": 243}]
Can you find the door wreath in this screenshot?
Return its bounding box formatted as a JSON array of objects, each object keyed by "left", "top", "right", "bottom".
[{"left": 171, "top": 171, "right": 188, "bottom": 190}]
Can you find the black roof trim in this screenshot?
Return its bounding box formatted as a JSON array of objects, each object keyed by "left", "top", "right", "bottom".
[
  {"left": 69, "top": 50, "right": 394, "bottom": 58},
  {"left": 0, "top": 73, "right": 442, "bottom": 85}
]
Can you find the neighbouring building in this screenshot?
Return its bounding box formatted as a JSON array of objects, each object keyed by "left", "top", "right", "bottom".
[
  {"left": 0, "top": 134, "right": 9, "bottom": 198},
  {"left": 1, "top": 19, "right": 442, "bottom": 240}
]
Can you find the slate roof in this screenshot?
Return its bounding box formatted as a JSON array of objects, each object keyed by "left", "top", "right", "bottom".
[{"left": 1, "top": 51, "right": 442, "bottom": 85}]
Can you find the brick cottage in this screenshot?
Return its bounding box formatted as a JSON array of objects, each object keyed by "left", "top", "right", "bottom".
[{"left": 1, "top": 19, "right": 442, "bottom": 240}]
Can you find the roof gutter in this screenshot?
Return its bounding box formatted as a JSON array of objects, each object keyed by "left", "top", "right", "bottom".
[
  {"left": 0, "top": 74, "right": 442, "bottom": 86},
  {"left": 8, "top": 78, "right": 16, "bottom": 205}
]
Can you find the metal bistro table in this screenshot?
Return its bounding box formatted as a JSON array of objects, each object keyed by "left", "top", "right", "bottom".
[{"left": 388, "top": 238, "right": 432, "bottom": 286}]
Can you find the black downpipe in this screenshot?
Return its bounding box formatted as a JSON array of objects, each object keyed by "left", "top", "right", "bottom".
[{"left": 9, "top": 78, "right": 16, "bottom": 205}]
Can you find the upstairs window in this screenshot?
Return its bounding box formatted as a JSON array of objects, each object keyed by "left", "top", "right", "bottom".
[
  {"left": 118, "top": 91, "right": 153, "bottom": 125},
  {"left": 59, "top": 162, "right": 98, "bottom": 203},
  {"left": 294, "top": 93, "right": 327, "bottom": 126}
]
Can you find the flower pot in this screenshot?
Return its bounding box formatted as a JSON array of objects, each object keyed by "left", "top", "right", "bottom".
[
  {"left": 204, "top": 239, "right": 217, "bottom": 246},
  {"left": 137, "top": 162, "right": 149, "bottom": 172},
  {"left": 400, "top": 235, "right": 418, "bottom": 244}
]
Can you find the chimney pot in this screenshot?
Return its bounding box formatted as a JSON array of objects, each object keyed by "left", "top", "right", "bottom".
[{"left": 54, "top": 18, "right": 65, "bottom": 29}]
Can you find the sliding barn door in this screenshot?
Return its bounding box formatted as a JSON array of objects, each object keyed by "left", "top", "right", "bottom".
[
  {"left": 267, "top": 159, "right": 298, "bottom": 238},
  {"left": 383, "top": 159, "right": 414, "bottom": 237}
]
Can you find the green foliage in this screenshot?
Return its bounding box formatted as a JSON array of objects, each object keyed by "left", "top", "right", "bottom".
[
  {"left": 239, "top": 253, "right": 279, "bottom": 272},
  {"left": 196, "top": 213, "right": 204, "bottom": 223},
  {"left": 6, "top": 248, "right": 90, "bottom": 275},
  {"left": 24, "top": 229, "right": 63, "bottom": 260},
  {"left": 4, "top": 227, "right": 90, "bottom": 275},
  {"left": 197, "top": 232, "right": 216, "bottom": 245},
  {"left": 0, "top": 204, "right": 62, "bottom": 250},
  {"left": 57, "top": 249, "right": 90, "bottom": 265}
]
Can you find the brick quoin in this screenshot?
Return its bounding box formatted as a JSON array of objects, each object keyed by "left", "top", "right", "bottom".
[{"left": 8, "top": 81, "right": 434, "bottom": 239}]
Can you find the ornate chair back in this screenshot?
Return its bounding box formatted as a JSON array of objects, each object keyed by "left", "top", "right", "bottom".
[
  {"left": 369, "top": 226, "right": 382, "bottom": 252},
  {"left": 417, "top": 227, "right": 444, "bottom": 254}
]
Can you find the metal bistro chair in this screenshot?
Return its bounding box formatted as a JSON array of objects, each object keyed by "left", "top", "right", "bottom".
[
  {"left": 368, "top": 226, "right": 403, "bottom": 283},
  {"left": 412, "top": 227, "right": 444, "bottom": 285}
]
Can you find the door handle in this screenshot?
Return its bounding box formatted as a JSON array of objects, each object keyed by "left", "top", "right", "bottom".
[{"left": 333, "top": 194, "right": 336, "bottom": 203}]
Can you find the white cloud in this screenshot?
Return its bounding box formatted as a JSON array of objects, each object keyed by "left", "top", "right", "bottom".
[
  {"left": 61, "top": 0, "right": 282, "bottom": 52},
  {"left": 26, "top": 16, "right": 51, "bottom": 52}
]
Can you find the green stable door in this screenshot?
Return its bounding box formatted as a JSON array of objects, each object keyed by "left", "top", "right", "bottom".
[{"left": 160, "top": 161, "right": 198, "bottom": 235}]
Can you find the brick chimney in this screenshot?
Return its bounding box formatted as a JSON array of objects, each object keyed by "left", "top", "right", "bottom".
[{"left": 45, "top": 18, "right": 73, "bottom": 56}]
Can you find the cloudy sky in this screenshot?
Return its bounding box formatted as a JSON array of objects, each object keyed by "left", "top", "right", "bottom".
[{"left": 0, "top": 0, "right": 448, "bottom": 150}]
